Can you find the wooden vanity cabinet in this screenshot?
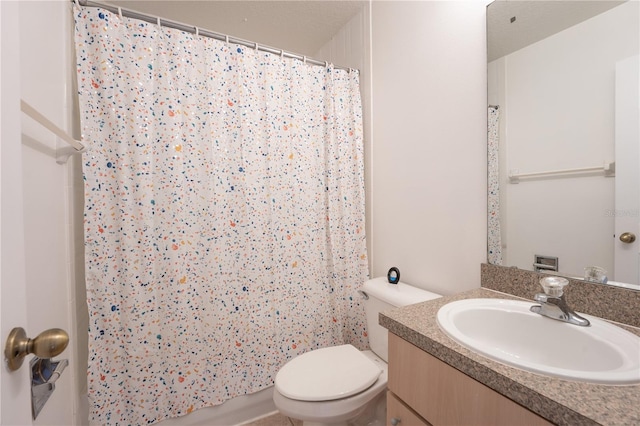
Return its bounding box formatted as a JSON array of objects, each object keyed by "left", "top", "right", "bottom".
[
  {"left": 387, "top": 333, "right": 552, "bottom": 426},
  {"left": 387, "top": 389, "right": 431, "bottom": 426}
]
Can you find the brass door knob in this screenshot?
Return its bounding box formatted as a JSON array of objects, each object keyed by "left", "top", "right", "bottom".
[
  {"left": 619, "top": 232, "right": 637, "bottom": 244},
  {"left": 4, "top": 327, "right": 69, "bottom": 371}
]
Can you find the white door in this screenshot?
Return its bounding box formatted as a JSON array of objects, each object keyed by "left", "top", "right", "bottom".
[
  {"left": 614, "top": 55, "right": 640, "bottom": 285},
  {"left": 1, "top": 2, "right": 35, "bottom": 424},
  {"left": 2, "top": 1, "right": 79, "bottom": 425}
]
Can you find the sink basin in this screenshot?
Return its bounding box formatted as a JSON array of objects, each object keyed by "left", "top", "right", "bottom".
[{"left": 437, "top": 298, "right": 640, "bottom": 385}]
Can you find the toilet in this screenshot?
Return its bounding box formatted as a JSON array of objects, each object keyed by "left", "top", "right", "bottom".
[{"left": 272, "top": 276, "right": 442, "bottom": 426}]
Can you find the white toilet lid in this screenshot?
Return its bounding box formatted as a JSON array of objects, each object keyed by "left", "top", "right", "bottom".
[{"left": 275, "top": 344, "right": 382, "bottom": 402}]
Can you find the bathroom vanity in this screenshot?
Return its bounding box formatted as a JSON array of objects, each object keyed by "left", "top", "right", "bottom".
[
  {"left": 387, "top": 332, "right": 550, "bottom": 425},
  {"left": 380, "top": 288, "right": 640, "bottom": 426}
]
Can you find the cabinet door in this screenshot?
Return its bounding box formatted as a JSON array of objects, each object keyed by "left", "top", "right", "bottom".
[
  {"left": 387, "top": 391, "right": 430, "bottom": 426},
  {"left": 388, "top": 333, "right": 552, "bottom": 426}
]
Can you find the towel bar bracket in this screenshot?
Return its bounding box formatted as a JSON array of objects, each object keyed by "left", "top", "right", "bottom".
[
  {"left": 56, "top": 145, "right": 87, "bottom": 165},
  {"left": 20, "top": 100, "right": 87, "bottom": 164}
]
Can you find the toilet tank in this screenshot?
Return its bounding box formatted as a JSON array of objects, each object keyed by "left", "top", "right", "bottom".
[{"left": 361, "top": 277, "right": 441, "bottom": 362}]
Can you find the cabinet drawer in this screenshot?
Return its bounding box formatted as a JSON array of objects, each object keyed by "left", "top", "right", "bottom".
[
  {"left": 387, "top": 390, "right": 431, "bottom": 426},
  {"left": 388, "top": 333, "right": 552, "bottom": 426}
]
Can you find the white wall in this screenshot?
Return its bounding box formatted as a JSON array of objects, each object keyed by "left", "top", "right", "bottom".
[
  {"left": 370, "top": 1, "right": 488, "bottom": 296},
  {"left": 489, "top": 2, "right": 638, "bottom": 278}
]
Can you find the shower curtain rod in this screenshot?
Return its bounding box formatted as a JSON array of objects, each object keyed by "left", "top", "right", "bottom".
[{"left": 76, "top": 0, "right": 355, "bottom": 73}]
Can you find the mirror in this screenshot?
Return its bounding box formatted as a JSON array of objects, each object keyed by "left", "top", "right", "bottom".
[{"left": 487, "top": 0, "right": 639, "bottom": 290}]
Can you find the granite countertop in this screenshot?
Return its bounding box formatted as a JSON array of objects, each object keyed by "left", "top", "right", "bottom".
[{"left": 379, "top": 287, "right": 640, "bottom": 426}]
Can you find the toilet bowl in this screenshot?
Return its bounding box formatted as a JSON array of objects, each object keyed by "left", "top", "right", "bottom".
[
  {"left": 272, "top": 277, "right": 442, "bottom": 426},
  {"left": 273, "top": 348, "right": 387, "bottom": 426}
]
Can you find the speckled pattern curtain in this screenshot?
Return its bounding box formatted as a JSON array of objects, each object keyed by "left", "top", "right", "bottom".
[
  {"left": 74, "top": 6, "right": 368, "bottom": 425},
  {"left": 488, "top": 106, "right": 502, "bottom": 265}
]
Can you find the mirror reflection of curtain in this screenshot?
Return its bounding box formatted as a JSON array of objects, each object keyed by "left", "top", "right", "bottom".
[{"left": 488, "top": 106, "right": 502, "bottom": 265}]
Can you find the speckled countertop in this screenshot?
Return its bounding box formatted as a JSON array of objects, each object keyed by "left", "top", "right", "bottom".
[{"left": 379, "top": 288, "right": 640, "bottom": 426}]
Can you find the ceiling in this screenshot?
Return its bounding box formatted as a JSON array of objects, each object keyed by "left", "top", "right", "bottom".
[
  {"left": 100, "top": 1, "right": 627, "bottom": 64},
  {"left": 487, "top": 0, "right": 626, "bottom": 62},
  {"left": 109, "top": 1, "right": 365, "bottom": 57}
]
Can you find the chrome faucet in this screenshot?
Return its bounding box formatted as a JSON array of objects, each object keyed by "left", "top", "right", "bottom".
[{"left": 530, "top": 277, "right": 590, "bottom": 327}]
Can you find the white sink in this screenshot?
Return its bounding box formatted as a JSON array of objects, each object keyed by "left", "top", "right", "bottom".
[{"left": 436, "top": 298, "right": 640, "bottom": 385}]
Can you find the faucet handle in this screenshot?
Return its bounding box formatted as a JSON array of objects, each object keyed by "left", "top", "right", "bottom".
[{"left": 539, "top": 276, "right": 569, "bottom": 297}]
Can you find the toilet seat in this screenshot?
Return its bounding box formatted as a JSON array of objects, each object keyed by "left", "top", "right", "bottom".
[{"left": 275, "top": 344, "right": 382, "bottom": 402}]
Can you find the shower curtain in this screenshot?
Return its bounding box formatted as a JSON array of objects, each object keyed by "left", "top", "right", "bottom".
[
  {"left": 488, "top": 107, "right": 502, "bottom": 265},
  {"left": 74, "top": 6, "right": 368, "bottom": 425}
]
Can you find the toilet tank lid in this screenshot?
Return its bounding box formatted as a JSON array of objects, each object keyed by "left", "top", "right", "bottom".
[
  {"left": 362, "top": 277, "right": 441, "bottom": 307},
  {"left": 275, "top": 344, "right": 382, "bottom": 402}
]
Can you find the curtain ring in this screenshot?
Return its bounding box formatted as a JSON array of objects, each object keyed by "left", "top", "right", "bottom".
[
  {"left": 255, "top": 42, "right": 259, "bottom": 51},
  {"left": 303, "top": 56, "right": 307, "bottom": 64},
  {"left": 280, "top": 49, "right": 284, "bottom": 58},
  {"left": 325, "top": 61, "right": 329, "bottom": 68},
  {"left": 117, "top": 7, "right": 123, "bottom": 20},
  {"left": 157, "top": 17, "right": 161, "bottom": 28},
  {"left": 195, "top": 27, "right": 199, "bottom": 36}
]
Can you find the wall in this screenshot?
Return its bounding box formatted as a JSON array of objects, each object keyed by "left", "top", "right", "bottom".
[
  {"left": 316, "top": 1, "right": 489, "bottom": 295},
  {"left": 370, "top": 1, "right": 488, "bottom": 296},
  {"left": 488, "top": 2, "right": 638, "bottom": 278}
]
